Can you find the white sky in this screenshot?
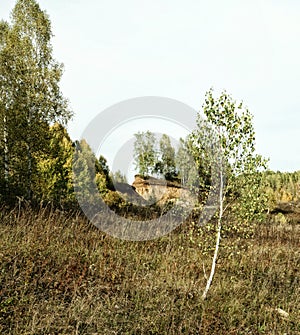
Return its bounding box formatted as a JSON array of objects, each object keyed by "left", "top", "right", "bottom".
[{"left": 2, "top": 0, "right": 300, "bottom": 174}]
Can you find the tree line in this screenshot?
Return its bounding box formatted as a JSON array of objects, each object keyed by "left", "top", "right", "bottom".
[
  {"left": 2, "top": 0, "right": 300, "bottom": 304},
  {"left": 0, "top": 0, "right": 116, "bottom": 208},
  {"left": 133, "top": 132, "right": 177, "bottom": 180},
  {"left": 2, "top": 0, "right": 297, "bottom": 219},
  {"left": 264, "top": 170, "right": 300, "bottom": 205},
  {"left": 0, "top": 0, "right": 71, "bottom": 203}
]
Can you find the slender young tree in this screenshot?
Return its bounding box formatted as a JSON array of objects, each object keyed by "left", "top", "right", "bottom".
[
  {"left": 155, "top": 134, "right": 177, "bottom": 180},
  {"left": 0, "top": 21, "right": 10, "bottom": 195},
  {"left": 133, "top": 131, "right": 157, "bottom": 177},
  {"left": 190, "top": 89, "right": 268, "bottom": 300},
  {"left": 175, "top": 138, "right": 188, "bottom": 184}
]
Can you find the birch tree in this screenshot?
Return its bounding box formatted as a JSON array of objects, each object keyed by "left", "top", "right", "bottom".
[
  {"left": 133, "top": 131, "right": 157, "bottom": 177},
  {"left": 0, "top": 21, "right": 10, "bottom": 196},
  {"left": 0, "top": 0, "right": 72, "bottom": 201},
  {"left": 156, "top": 134, "right": 177, "bottom": 180},
  {"left": 190, "top": 89, "right": 268, "bottom": 299}
]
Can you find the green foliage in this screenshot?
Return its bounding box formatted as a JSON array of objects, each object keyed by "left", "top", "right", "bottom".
[
  {"left": 103, "top": 190, "right": 126, "bottom": 209},
  {"left": 112, "top": 170, "right": 128, "bottom": 183},
  {"left": 191, "top": 88, "right": 268, "bottom": 228},
  {"left": 34, "top": 123, "right": 75, "bottom": 208},
  {"left": 73, "top": 139, "right": 99, "bottom": 205},
  {"left": 133, "top": 131, "right": 157, "bottom": 177},
  {"left": 175, "top": 137, "right": 200, "bottom": 198},
  {"left": 96, "top": 155, "right": 113, "bottom": 193},
  {"left": 264, "top": 170, "right": 300, "bottom": 206},
  {"left": 155, "top": 134, "right": 177, "bottom": 180},
  {"left": 95, "top": 173, "right": 109, "bottom": 196},
  {"left": 0, "top": 0, "right": 72, "bottom": 202},
  {"left": 175, "top": 138, "right": 189, "bottom": 184},
  {"left": 73, "top": 140, "right": 114, "bottom": 204},
  {"left": 186, "top": 90, "right": 270, "bottom": 301},
  {"left": 133, "top": 132, "right": 179, "bottom": 180}
]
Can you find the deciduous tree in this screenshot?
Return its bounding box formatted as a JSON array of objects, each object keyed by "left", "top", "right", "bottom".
[
  {"left": 155, "top": 134, "right": 177, "bottom": 180},
  {"left": 35, "top": 123, "right": 74, "bottom": 208},
  {"left": 133, "top": 131, "right": 157, "bottom": 177},
  {"left": 0, "top": 0, "right": 72, "bottom": 202},
  {"left": 190, "top": 89, "right": 268, "bottom": 299}
]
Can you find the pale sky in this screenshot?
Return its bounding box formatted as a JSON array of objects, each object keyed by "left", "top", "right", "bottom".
[{"left": 2, "top": 0, "right": 300, "bottom": 174}]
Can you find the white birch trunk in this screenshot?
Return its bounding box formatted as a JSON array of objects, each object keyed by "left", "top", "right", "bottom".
[
  {"left": 202, "top": 127, "right": 224, "bottom": 300},
  {"left": 3, "top": 114, "right": 9, "bottom": 188},
  {"left": 202, "top": 171, "right": 223, "bottom": 300}
]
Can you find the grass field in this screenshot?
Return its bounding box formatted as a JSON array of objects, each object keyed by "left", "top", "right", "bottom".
[{"left": 0, "top": 206, "right": 299, "bottom": 334}]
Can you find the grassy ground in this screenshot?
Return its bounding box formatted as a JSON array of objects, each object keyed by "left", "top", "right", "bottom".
[{"left": 0, "top": 206, "right": 299, "bottom": 334}]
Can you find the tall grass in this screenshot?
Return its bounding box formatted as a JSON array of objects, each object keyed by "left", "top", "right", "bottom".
[{"left": 0, "top": 206, "right": 299, "bottom": 334}]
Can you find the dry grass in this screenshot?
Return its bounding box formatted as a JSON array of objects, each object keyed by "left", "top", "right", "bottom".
[{"left": 0, "top": 206, "right": 299, "bottom": 334}]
